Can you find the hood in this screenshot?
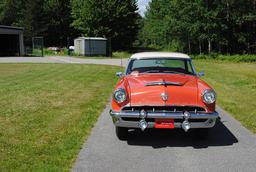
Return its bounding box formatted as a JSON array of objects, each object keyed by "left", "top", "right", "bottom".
[{"left": 126, "top": 73, "right": 198, "bottom": 106}]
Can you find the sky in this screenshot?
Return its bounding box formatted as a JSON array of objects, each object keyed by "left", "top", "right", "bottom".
[{"left": 138, "top": 0, "right": 151, "bottom": 16}]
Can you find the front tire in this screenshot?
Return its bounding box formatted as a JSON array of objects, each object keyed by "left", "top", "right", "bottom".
[{"left": 115, "top": 127, "right": 128, "bottom": 140}]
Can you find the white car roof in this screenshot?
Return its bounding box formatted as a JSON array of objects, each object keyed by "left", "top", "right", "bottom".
[{"left": 130, "top": 52, "right": 190, "bottom": 59}]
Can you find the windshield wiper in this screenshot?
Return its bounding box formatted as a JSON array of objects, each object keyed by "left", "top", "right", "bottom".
[
  {"left": 162, "top": 71, "right": 185, "bottom": 74},
  {"left": 142, "top": 70, "right": 188, "bottom": 75}
]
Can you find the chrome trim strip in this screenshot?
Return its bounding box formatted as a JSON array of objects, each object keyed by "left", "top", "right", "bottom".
[
  {"left": 114, "top": 120, "right": 216, "bottom": 129},
  {"left": 121, "top": 105, "right": 206, "bottom": 109},
  {"left": 145, "top": 81, "right": 183, "bottom": 86}
]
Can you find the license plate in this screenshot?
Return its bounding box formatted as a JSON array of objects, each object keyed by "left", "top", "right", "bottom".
[{"left": 154, "top": 119, "right": 175, "bottom": 129}]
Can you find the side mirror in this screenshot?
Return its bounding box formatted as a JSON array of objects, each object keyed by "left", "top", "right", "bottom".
[
  {"left": 116, "top": 72, "right": 124, "bottom": 78},
  {"left": 198, "top": 71, "right": 205, "bottom": 77}
]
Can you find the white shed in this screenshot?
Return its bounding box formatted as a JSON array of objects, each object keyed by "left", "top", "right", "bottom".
[{"left": 74, "top": 37, "right": 107, "bottom": 56}]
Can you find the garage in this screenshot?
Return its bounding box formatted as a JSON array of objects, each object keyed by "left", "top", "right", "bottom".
[{"left": 0, "top": 25, "right": 24, "bottom": 56}]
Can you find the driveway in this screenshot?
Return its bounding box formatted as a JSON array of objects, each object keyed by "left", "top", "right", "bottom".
[
  {"left": 72, "top": 105, "right": 256, "bottom": 172},
  {"left": 0, "top": 56, "right": 128, "bottom": 66}
]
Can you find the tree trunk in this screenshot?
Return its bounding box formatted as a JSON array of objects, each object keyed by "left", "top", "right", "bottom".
[
  {"left": 199, "top": 39, "right": 202, "bottom": 54},
  {"left": 208, "top": 39, "right": 211, "bottom": 54},
  {"left": 247, "top": 42, "right": 250, "bottom": 54},
  {"left": 226, "top": 1, "right": 230, "bottom": 22},
  {"left": 218, "top": 43, "right": 221, "bottom": 53},
  {"left": 188, "top": 38, "right": 191, "bottom": 54}
]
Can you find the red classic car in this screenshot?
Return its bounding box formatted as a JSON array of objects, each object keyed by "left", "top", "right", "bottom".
[{"left": 110, "top": 52, "right": 218, "bottom": 140}]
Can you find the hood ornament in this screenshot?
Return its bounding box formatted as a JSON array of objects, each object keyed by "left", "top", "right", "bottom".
[{"left": 161, "top": 93, "right": 168, "bottom": 101}]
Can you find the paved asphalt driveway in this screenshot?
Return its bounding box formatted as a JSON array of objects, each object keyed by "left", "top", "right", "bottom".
[
  {"left": 72, "top": 105, "right": 256, "bottom": 172},
  {"left": 1, "top": 56, "right": 256, "bottom": 172},
  {"left": 0, "top": 56, "right": 128, "bottom": 66}
]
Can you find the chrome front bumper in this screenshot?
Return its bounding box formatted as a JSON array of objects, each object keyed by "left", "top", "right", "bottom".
[{"left": 110, "top": 110, "right": 219, "bottom": 130}]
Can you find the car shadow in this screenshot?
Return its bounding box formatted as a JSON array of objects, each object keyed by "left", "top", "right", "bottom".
[{"left": 126, "top": 120, "right": 238, "bottom": 149}]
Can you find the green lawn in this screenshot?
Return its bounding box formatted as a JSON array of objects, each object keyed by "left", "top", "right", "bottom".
[
  {"left": 0, "top": 64, "right": 118, "bottom": 172},
  {"left": 0, "top": 60, "right": 256, "bottom": 171},
  {"left": 194, "top": 60, "right": 256, "bottom": 133},
  {"left": 62, "top": 51, "right": 132, "bottom": 59}
]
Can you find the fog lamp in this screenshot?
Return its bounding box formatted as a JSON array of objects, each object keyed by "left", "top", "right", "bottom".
[
  {"left": 139, "top": 119, "right": 148, "bottom": 131},
  {"left": 182, "top": 121, "right": 191, "bottom": 132}
]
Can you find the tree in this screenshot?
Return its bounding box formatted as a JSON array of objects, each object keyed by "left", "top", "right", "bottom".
[
  {"left": 71, "top": 0, "right": 140, "bottom": 50},
  {"left": 142, "top": 0, "right": 256, "bottom": 54},
  {"left": 1, "top": 0, "right": 77, "bottom": 47},
  {"left": 44, "top": 0, "right": 77, "bottom": 46},
  {"left": 17, "top": 0, "right": 46, "bottom": 45},
  {"left": 0, "top": 0, "right": 24, "bottom": 25},
  {"left": 142, "top": 0, "right": 173, "bottom": 47}
]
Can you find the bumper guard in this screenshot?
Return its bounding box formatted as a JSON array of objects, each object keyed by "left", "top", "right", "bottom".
[{"left": 110, "top": 110, "right": 219, "bottom": 131}]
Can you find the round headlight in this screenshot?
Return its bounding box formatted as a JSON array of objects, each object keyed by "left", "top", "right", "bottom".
[
  {"left": 202, "top": 90, "right": 216, "bottom": 104},
  {"left": 113, "top": 88, "right": 127, "bottom": 103}
]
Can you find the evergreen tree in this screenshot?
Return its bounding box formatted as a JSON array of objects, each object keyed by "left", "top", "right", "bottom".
[
  {"left": 44, "top": 0, "right": 77, "bottom": 46},
  {"left": 0, "top": 0, "right": 76, "bottom": 47},
  {"left": 72, "top": 0, "right": 140, "bottom": 50},
  {"left": 142, "top": 0, "right": 256, "bottom": 54},
  {"left": 0, "top": 0, "right": 24, "bottom": 25}
]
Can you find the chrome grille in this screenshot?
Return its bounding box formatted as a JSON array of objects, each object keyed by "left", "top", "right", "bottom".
[
  {"left": 121, "top": 117, "right": 208, "bottom": 123},
  {"left": 122, "top": 106, "right": 206, "bottom": 113}
]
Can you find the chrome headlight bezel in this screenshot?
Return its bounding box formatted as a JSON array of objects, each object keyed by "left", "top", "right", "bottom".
[
  {"left": 202, "top": 89, "right": 216, "bottom": 104},
  {"left": 113, "top": 88, "right": 127, "bottom": 103}
]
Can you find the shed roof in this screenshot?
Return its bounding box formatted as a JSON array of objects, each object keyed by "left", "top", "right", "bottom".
[
  {"left": 0, "top": 25, "right": 24, "bottom": 30},
  {"left": 75, "top": 37, "right": 107, "bottom": 41}
]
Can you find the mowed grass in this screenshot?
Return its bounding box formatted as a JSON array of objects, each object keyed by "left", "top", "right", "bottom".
[
  {"left": 0, "top": 64, "right": 118, "bottom": 172},
  {"left": 70, "top": 51, "right": 132, "bottom": 59},
  {"left": 194, "top": 60, "right": 256, "bottom": 133},
  {"left": 0, "top": 60, "right": 256, "bottom": 171}
]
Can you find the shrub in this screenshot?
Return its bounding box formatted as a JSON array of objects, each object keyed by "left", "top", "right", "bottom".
[{"left": 192, "top": 54, "right": 256, "bottom": 62}]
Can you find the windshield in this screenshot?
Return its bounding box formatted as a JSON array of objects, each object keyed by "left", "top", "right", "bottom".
[{"left": 126, "top": 58, "right": 195, "bottom": 75}]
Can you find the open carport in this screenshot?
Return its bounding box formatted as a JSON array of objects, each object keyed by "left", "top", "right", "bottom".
[{"left": 0, "top": 25, "right": 24, "bottom": 56}]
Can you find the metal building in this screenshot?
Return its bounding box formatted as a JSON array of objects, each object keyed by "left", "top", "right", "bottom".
[
  {"left": 74, "top": 37, "right": 107, "bottom": 56},
  {"left": 0, "top": 25, "right": 24, "bottom": 56}
]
